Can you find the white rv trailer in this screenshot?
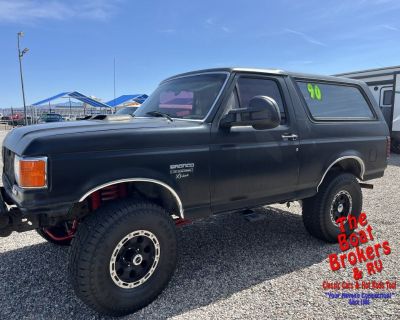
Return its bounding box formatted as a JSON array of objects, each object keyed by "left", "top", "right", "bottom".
[{"left": 335, "top": 66, "right": 400, "bottom": 153}]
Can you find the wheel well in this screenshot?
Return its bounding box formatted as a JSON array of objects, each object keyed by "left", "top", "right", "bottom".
[
  {"left": 332, "top": 159, "right": 363, "bottom": 177},
  {"left": 77, "top": 180, "right": 183, "bottom": 219},
  {"left": 317, "top": 157, "right": 365, "bottom": 191}
]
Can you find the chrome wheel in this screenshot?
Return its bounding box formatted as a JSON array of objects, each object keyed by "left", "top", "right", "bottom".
[{"left": 110, "top": 230, "right": 160, "bottom": 289}]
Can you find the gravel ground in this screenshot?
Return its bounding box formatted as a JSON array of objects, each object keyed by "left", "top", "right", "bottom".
[{"left": 0, "top": 129, "right": 398, "bottom": 319}]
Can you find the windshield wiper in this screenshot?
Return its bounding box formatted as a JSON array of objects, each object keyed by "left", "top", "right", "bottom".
[{"left": 146, "top": 111, "right": 174, "bottom": 121}]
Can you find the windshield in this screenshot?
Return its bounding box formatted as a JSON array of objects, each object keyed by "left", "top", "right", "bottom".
[
  {"left": 135, "top": 73, "right": 227, "bottom": 120},
  {"left": 116, "top": 107, "right": 137, "bottom": 115}
]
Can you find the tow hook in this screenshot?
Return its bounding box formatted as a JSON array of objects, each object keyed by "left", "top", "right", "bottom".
[
  {"left": 0, "top": 189, "right": 38, "bottom": 237},
  {"left": 0, "top": 206, "right": 39, "bottom": 237}
]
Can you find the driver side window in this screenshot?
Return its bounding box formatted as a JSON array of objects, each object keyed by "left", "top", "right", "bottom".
[{"left": 232, "top": 77, "right": 287, "bottom": 124}]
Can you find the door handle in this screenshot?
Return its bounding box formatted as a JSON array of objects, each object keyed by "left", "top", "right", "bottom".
[{"left": 281, "top": 134, "right": 298, "bottom": 141}]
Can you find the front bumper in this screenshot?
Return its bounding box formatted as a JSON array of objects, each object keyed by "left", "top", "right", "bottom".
[
  {"left": 2, "top": 173, "right": 72, "bottom": 216},
  {"left": 0, "top": 186, "right": 39, "bottom": 237}
]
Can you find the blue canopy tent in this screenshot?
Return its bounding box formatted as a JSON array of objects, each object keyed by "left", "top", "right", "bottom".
[
  {"left": 32, "top": 92, "right": 148, "bottom": 109},
  {"left": 32, "top": 91, "right": 111, "bottom": 108},
  {"left": 105, "top": 94, "right": 148, "bottom": 107},
  {"left": 30, "top": 91, "right": 113, "bottom": 122}
]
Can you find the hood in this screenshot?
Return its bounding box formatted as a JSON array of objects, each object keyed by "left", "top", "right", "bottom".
[{"left": 3, "top": 117, "right": 202, "bottom": 156}]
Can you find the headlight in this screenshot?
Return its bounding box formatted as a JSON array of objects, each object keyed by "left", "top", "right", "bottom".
[{"left": 14, "top": 156, "right": 47, "bottom": 188}]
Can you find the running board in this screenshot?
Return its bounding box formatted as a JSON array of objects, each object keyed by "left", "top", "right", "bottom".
[{"left": 242, "top": 209, "right": 268, "bottom": 222}]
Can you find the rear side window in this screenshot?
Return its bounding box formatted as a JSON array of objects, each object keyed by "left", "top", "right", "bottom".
[{"left": 296, "top": 81, "right": 375, "bottom": 120}]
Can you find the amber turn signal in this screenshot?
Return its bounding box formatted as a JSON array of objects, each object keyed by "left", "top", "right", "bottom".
[{"left": 14, "top": 156, "right": 47, "bottom": 188}]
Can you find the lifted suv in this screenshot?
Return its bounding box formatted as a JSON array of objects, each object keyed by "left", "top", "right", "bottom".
[{"left": 0, "top": 68, "right": 389, "bottom": 316}]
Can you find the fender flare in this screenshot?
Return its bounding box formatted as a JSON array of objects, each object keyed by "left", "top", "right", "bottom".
[
  {"left": 317, "top": 156, "right": 365, "bottom": 191},
  {"left": 78, "top": 178, "right": 184, "bottom": 219}
]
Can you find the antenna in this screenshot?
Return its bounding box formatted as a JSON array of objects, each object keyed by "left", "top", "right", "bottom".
[{"left": 113, "top": 57, "right": 116, "bottom": 104}]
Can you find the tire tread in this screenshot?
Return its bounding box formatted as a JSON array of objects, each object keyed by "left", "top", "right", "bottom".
[
  {"left": 68, "top": 199, "right": 176, "bottom": 316},
  {"left": 302, "top": 173, "right": 362, "bottom": 242}
]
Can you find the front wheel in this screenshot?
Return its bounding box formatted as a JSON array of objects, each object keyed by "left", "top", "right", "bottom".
[
  {"left": 302, "top": 173, "right": 362, "bottom": 242},
  {"left": 68, "top": 200, "right": 177, "bottom": 316}
]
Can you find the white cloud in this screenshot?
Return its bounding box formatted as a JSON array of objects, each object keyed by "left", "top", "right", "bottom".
[
  {"left": 205, "top": 18, "right": 214, "bottom": 26},
  {"left": 380, "top": 24, "right": 398, "bottom": 31},
  {"left": 0, "top": 0, "right": 121, "bottom": 23},
  {"left": 158, "top": 28, "right": 176, "bottom": 34},
  {"left": 205, "top": 17, "right": 231, "bottom": 33},
  {"left": 284, "top": 28, "right": 327, "bottom": 47},
  {"left": 221, "top": 26, "right": 230, "bottom": 33}
]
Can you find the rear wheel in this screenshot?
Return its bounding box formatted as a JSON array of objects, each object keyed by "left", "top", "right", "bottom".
[
  {"left": 302, "top": 173, "right": 362, "bottom": 242},
  {"left": 68, "top": 200, "right": 177, "bottom": 316}
]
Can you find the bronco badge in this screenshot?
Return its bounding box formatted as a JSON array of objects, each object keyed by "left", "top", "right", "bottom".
[{"left": 169, "top": 163, "right": 194, "bottom": 179}]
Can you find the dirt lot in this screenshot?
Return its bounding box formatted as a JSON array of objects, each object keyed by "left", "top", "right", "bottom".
[{"left": 0, "top": 129, "right": 398, "bottom": 319}]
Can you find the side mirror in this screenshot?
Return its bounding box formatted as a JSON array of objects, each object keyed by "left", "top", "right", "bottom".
[{"left": 220, "top": 95, "right": 281, "bottom": 130}]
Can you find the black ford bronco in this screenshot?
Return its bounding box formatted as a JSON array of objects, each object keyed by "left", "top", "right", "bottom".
[{"left": 0, "top": 68, "right": 389, "bottom": 316}]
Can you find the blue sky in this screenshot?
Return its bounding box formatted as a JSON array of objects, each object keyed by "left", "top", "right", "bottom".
[{"left": 1, "top": 0, "right": 400, "bottom": 108}]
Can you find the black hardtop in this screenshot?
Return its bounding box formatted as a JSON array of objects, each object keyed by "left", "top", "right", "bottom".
[{"left": 162, "top": 67, "right": 367, "bottom": 86}]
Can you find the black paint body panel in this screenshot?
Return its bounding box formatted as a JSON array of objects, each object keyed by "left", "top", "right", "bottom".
[{"left": 1, "top": 68, "right": 390, "bottom": 220}]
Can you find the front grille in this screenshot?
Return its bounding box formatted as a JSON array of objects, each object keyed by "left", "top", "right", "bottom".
[{"left": 2, "top": 147, "right": 15, "bottom": 185}]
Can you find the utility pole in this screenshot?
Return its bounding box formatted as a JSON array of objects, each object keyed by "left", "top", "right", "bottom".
[
  {"left": 69, "top": 97, "right": 72, "bottom": 119},
  {"left": 17, "top": 32, "right": 29, "bottom": 126},
  {"left": 113, "top": 57, "right": 116, "bottom": 102},
  {"left": 113, "top": 57, "right": 116, "bottom": 114}
]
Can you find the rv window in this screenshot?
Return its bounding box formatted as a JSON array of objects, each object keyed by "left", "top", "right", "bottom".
[
  {"left": 296, "top": 81, "right": 375, "bottom": 120},
  {"left": 382, "top": 90, "right": 393, "bottom": 106}
]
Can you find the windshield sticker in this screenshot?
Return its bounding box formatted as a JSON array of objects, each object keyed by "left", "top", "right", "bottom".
[{"left": 307, "top": 83, "right": 322, "bottom": 101}]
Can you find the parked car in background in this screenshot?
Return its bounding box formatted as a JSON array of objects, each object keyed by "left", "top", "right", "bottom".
[
  {"left": 9, "top": 113, "right": 25, "bottom": 125},
  {"left": 1, "top": 113, "right": 32, "bottom": 126},
  {"left": 63, "top": 115, "right": 77, "bottom": 121},
  {"left": 38, "top": 113, "right": 64, "bottom": 123},
  {"left": 76, "top": 115, "right": 94, "bottom": 120}
]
